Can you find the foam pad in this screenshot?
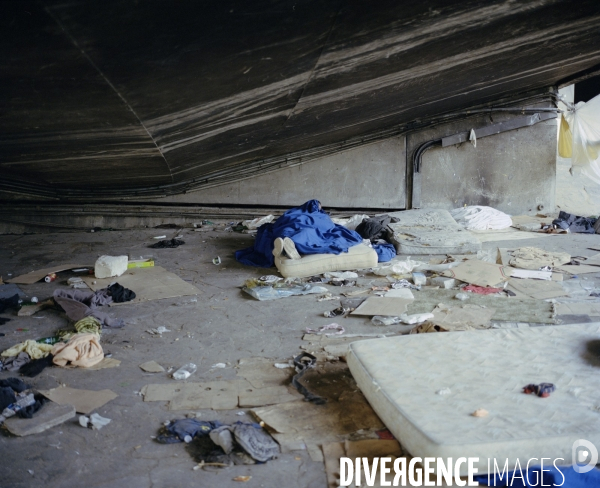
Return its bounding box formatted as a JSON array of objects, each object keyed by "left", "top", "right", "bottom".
[
  {"left": 347, "top": 324, "right": 600, "bottom": 474},
  {"left": 274, "top": 243, "right": 377, "bottom": 278}
]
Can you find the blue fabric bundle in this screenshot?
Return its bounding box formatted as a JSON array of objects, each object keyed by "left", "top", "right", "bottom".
[
  {"left": 235, "top": 200, "right": 363, "bottom": 268},
  {"left": 373, "top": 243, "right": 396, "bottom": 262}
]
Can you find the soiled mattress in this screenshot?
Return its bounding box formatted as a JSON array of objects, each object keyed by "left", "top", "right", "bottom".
[{"left": 347, "top": 324, "right": 600, "bottom": 474}]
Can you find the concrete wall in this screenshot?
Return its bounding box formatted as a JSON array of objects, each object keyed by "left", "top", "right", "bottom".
[
  {"left": 407, "top": 106, "right": 557, "bottom": 215},
  {"left": 159, "top": 136, "right": 407, "bottom": 209}
]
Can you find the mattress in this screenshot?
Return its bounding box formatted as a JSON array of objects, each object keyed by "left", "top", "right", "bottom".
[
  {"left": 386, "top": 208, "right": 481, "bottom": 254},
  {"left": 347, "top": 324, "right": 600, "bottom": 474},
  {"left": 273, "top": 242, "right": 377, "bottom": 278}
]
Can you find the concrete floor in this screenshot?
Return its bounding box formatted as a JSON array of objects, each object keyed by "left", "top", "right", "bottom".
[{"left": 0, "top": 224, "right": 599, "bottom": 487}]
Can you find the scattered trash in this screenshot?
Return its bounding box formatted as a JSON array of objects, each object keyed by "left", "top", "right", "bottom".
[
  {"left": 258, "top": 275, "right": 281, "bottom": 284},
  {"left": 351, "top": 297, "right": 412, "bottom": 317},
  {"left": 94, "top": 255, "right": 128, "bottom": 279},
  {"left": 242, "top": 280, "right": 327, "bottom": 301},
  {"left": 323, "top": 307, "right": 350, "bottom": 318},
  {"left": 79, "top": 413, "right": 111, "bottom": 430},
  {"left": 233, "top": 476, "right": 252, "bottom": 482},
  {"left": 30, "top": 297, "right": 38, "bottom": 303},
  {"left": 147, "top": 326, "right": 171, "bottom": 336},
  {"left": 153, "top": 235, "right": 167, "bottom": 239},
  {"left": 523, "top": 383, "right": 555, "bottom": 398},
  {"left": 324, "top": 271, "right": 358, "bottom": 280},
  {"left": 329, "top": 279, "right": 356, "bottom": 287},
  {"left": 372, "top": 258, "right": 423, "bottom": 276},
  {"left": 316, "top": 293, "right": 340, "bottom": 302},
  {"left": 412, "top": 272, "right": 427, "bottom": 286},
  {"left": 471, "top": 409, "right": 489, "bottom": 417},
  {"left": 150, "top": 239, "right": 185, "bottom": 249},
  {"left": 173, "top": 363, "right": 197, "bottom": 380},
  {"left": 139, "top": 361, "right": 165, "bottom": 373},
  {"left": 431, "top": 277, "right": 457, "bottom": 289},
  {"left": 213, "top": 256, "right": 221, "bottom": 265},
  {"left": 462, "top": 285, "right": 503, "bottom": 295},
  {"left": 455, "top": 292, "right": 470, "bottom": 300},
  {"left": 44, "top": 273, "right": 57, "bottom": 283},
  {"left": 211, "top": 363, "right": 226, "bottom": 369},
  {"left": 292, "top": 352, "right": 326, "bottom": 405},
  {"left": 436, "top": 388, "right": 451, "bottom": 395},
  {"left": 304, "top": 323, "right": 345, "bottom": 336},
  {"left": 243, "top": 214, "right": 274, "bottom": 230}
]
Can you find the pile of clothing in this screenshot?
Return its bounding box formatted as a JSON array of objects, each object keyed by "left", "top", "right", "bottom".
[
  {"left": 552, "top": 211, "right": 600, "bottom": 234},
  {"left": 53, "top": 282, "right": 134, "bottom": 328},
  {"left": 157, "top": 419, "right": 280, "bottom": 465},
  {"left": 0, "top": 378, "right": 46, "bottom": 424},
  {"left": 1, "top": 316, "right": 106, "bottom": 377}
]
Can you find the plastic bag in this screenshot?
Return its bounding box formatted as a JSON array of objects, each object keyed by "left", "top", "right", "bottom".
[
  {"left": 450, "top": 206, "right": 512, "bottom": 230},
  {"left": 372, "top": 257, "right": 424, "bottom": 276},
  {"left": 242, "top": 283, "right": 328, "bottom": 301},
  {"left": 558, "top": 114, "right": 572, "bottom": 158},
  {"left": 563, "top": 93, "right": 600, "bottom": 183}
]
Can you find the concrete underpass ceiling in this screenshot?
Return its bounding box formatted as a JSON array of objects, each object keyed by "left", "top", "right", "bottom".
[{"left": 2, "top": 0, "right": 600, "bottom": 200}]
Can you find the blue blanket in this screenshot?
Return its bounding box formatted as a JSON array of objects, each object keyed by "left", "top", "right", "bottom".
[{"left": 235, "top": 200, "right": 364, "bottom": 268}]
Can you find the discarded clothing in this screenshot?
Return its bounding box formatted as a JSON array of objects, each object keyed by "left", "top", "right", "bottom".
[
  {"left": 292, "top": 352, "right": 326, "bottom": 405},
  {"left": 156, "top": 419, "right": 223, "bottom": 444},
  {"left": 20, "top": 354, "right": 54, "bottom": 377},
  {"left": 53, "top": 289, "right": 124, "bottom": 328},
  {"left": 107, "top": 283, "right": 136, "bottom": 303},
  {"left": 149, "top": 238, "right": 185, "bottom": 249},
  {"left": 373, "top": 242, "right": 396, "bottom": 262},
  {"left": 450, "top": 206, "right": 512, "bottom": 230},
  {"left": 0, "top": 378, "right": 31, "bottom": 393},
  {"left": 73, "top": 316, "right": 103, "bottom": 335},
  {"left": 158, "top": 419, "right": 279, "bottom": 464},
  {"left": 1, "top": 340, "right": 53, "bottom": 360},
  {"left": 0, "top": 294, "right": 20, "bottom": 313},
  {"left": 51, "top": 333, "right": 104, "bottom": 368},
  {"left": 235, "top": 200, "right": 363, "bottom": 268},
  {"left": 509, "top": 247, "right": 571, "bottom": 270},
  {"left": 475, "top": 465, "right": 600, "bottom": 487},
  {"left": 355, "top": 215, "right": 398, "bottom": 241},
  {"left": 0, "top": 387, "right": 16, "bottom": 411},
  {"left": 523, "top": 383, "right": 555, "bottom": 398},
  {"left": 0, "top": 352, "right": 31, "bottom": 372},
  {"left": 17, "top": 393, "right": 47, "bottom": 419},
  {"left": 552, "top": 211, "right": 597, "bottom": 234},
  {"left": 463, "top": 285, "right": 503, "bottom": 295}
]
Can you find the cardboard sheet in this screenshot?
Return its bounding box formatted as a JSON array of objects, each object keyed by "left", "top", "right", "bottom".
[
  {"left": 238, "top": 386, "right": 300, "bottom": 408},
  {"left": 142, "top": 375, "right": 298, "bottom": 410},
  {"left": 442, "top": 260, "right": 512, "bottom": 287},
  {"left": 39, "top": 387, "right": 117, "bottom": 414},
  {"left": 507, "top": 279, "right": 569, "bottom": 300},
  {"left": 7, "top": 264, "right": 92, "bottom": 284},
  {"left": 82, "top": 266, "right": 200, "bottom": 304},
  {"left": 581, "top": 253, "right": 600, "bottom": 267},
  {"left": 139, "top": 360, "right": 165, "bottom": 373},
  {"left": 510, "top": 269, "right": 552, "bottom": 280},
  {"left": 556, "top": 264, "right": 600, "bottom": 275},
  {"left": 555, "top": 302, "right": 600, "bottom": 316},
  {"left": 351, "top": 297, "right": 411, "bottom": 316},
  {"left": 430, "top": 303, "right": 495, "bottom": 329},
  {"left": 236, "top": 357, "right": 295, "bottom": 389},
  {"left": 86, "top": 358, "right": 121, "bottom": 370}
]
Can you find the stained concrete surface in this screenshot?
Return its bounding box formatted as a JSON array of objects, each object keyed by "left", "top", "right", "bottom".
[{"left": 0, "top": 224, "right": 599, "bottom": 487}]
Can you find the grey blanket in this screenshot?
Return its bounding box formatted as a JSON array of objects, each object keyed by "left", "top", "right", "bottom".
[{"left": 53, "top": 289, "right": 124, "bottom": 328}]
